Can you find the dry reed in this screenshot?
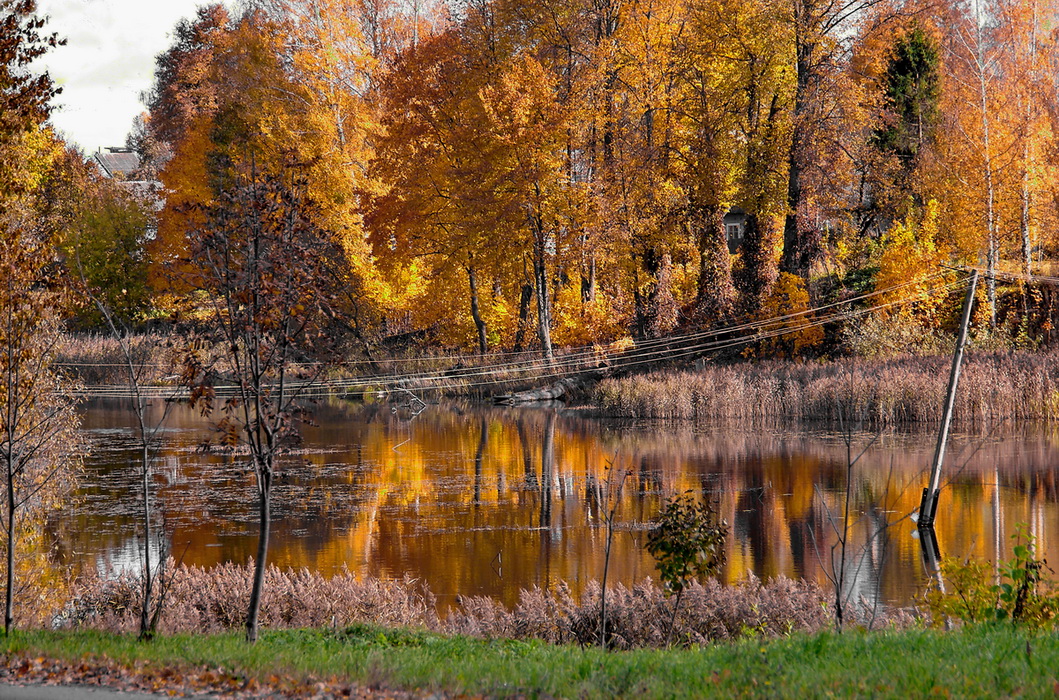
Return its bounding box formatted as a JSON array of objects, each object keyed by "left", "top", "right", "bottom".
[
  {"left": 594, "top": 351, "right": 1059, "bottom": 427},
  {"left": 56, "top": 333, "right": 176, "bottom": 386}
]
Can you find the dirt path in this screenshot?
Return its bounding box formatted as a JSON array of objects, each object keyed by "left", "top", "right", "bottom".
[
  {"left": 0, "top": 684, "right": 160, "bottom": 699},
  {"left": 0, "top": 654, "right": 445, "bottom": 699}
]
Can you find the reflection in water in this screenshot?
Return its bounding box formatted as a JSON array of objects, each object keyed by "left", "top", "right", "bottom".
[{"left": 53, "top": 399, "right": 1059, "bottom": 610}]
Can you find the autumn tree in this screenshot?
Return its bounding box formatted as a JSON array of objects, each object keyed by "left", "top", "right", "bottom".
[
  {"left": 0, "top": 237, "right": 80, "bottom": 636},
  {"left": 143, "top": 4, "right": 230, "bottom": 150},
  {"left": 185, "top": 162, "right": 342, "bottom": 643},
  {"left": 719, "top": 0, "right": 794, "bottom": 315},
  {"left": 145, "top": 4, "right": 406, "bottom": 354},
  {"left": 931, "top": 0, "right": 1027, "bottom": 327},
  {"left": 671, "top": 0, "right": 742, "bottom": 324},
  {"left": 40, "top": 147, "right": 153, "bottom": 327},
  {"left": 371, "top": 29, "right": 512, "bottom": 353},
  {"left": 371, "top": 5, "right": 594, "bottom": 356},
  {"left": 480, "top": 53, "right": 584, "bottom": 359},
  {"left": 779, "top": 0, "right": 891, "bottom": 277},
  {"left": 602, "top": 0, "right": 687, "bottom": 338},
  {"left": 141, "top": 4, "right": 230, "bottom": 288},
  {"left": 0, "top": 0, "right": 80, "bottom": 635},
  {"left": 0, "top": 0, "right": 62, "bottom": 204},
  {"left": 996, "top": 0, "right": 1058, "bottom": 283}
]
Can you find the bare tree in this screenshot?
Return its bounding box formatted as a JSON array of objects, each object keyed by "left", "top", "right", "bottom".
[
  {"left": 597, "top": 462, "right": 630, "bottom": 650},
  {"left": 72, "top": 257, "right": 178, "bottom": 640},
  {"left": 184, "top": 162, "right": 342, "bottom": 643}
]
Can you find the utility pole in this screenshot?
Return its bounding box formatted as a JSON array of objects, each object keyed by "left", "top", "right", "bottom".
[{"left": 918, "top": 269, "right": 979, "bottom": 528}]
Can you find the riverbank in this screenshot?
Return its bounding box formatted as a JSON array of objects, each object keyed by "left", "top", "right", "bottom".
[
  {"left": 59, "top": 331, "right": 1059, "bottom": 429},
  {"left": 592, "top": 350, "right": 1059, "bottom": 427},
  {"left": 4, "top": 625, "right": 1057, "bottom": 698}
]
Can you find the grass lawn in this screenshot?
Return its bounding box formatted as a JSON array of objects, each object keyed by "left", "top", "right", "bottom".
[{"left": 4, "top": 623, "right": 1058, "bottom": 698}]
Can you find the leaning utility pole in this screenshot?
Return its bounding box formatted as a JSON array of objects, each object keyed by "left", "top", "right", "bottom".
[{"left": 918, "top": 269, "right": 979, "bottom": 528}]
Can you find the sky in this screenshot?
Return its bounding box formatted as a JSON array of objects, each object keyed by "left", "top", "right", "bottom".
[{"left": 34, "top": 0, "right": 216, "bottom": 154}]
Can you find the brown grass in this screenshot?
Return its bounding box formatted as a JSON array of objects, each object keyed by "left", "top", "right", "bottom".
[
  {"left": 56, "top": 333, "right": 177, "bottom": 386},
  {"left": 57, "top": 563, "right": 436, "bottom": 635},
  {"left": 53, "top": 563, "right": 837, "bottom": 648},
  {"left": 442, "top": 576, "right": 831, "bottom": 648},
  {"left": 593, "top": 351, "right": 1059, "bottom": 427}
]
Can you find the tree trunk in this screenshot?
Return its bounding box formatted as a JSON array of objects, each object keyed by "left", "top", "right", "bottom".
[
  {"left": 467, "top": 266, "right": 488, "bottom": 354},
  {"left": 246, "top": 462, "right": 271, "bottom": 644},
  {"left": 634, "top": 248, "right": 664, "bottom": 337},
  {"left": 1021, "top": 0, "right": 1038, "bottom": 286},
  {"left": 513, "top": 282, "right": 534, "bottom": 352},
  {"left": 139, "top": 437, "right": 153, "bottom": 639},
  {"left": 975, "top": 2, "right": 997, "bottom": 328},
  {"left": 737, "top": 213, "right": 780, "bottom": 316},
  {"left": 5, "top": 454, "right": 14, "bottom": 636},
  {"left": 648, "top": 252, "right": 678, "bottom": 338},
  {"left": 693, "top": 201, "right": 734, "bottom": 323},
  {"left": 1021, "top": 151, "right": 1032, "bottom": 282},
  {"left": 664, "top": 587, "right": 685, "bottom": 649},
  {"left": 780, "top": 29, "right": 814, "bottom": 277},
  {"left": 581, "top": 254, "right": 596, "bottom": 303},
  {"left": 534, "top": 249, "right": 553, "bottom": 363}
]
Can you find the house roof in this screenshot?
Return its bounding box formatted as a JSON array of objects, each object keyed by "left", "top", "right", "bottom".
[{"left": 93, "top": 148, "right": 140, "bottom": 179}]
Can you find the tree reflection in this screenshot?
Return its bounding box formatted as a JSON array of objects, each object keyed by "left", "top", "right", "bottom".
[{"left": 53, "top": 400, "right": 1059, "bottom": 610}]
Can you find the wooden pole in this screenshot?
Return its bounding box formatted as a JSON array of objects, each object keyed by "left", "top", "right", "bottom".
[{"left": 918, "top": 270, "right": 979, "bottom": 528}]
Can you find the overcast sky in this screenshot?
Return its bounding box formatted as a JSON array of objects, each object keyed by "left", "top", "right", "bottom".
[{"left": 35, "top": 0, "right": 217, "bottom": 153}]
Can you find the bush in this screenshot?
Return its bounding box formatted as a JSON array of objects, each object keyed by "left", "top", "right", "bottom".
[
  {"left": 57, "top": 563, "right": 437, "bottom": 634},
  {"left": 646, "top": 492, "right": 727, "bottom": 596},
  {"left": 924, "top": 525, "right": 1059, "bottom": 628}
]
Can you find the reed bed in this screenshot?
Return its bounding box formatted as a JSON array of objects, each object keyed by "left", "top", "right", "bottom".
[
  {"left": 56, "top": 333, "right": 177, "bottom": 386},
  {"left": 54, "top": 563, "right": 832, "bottom": 648},
  {"left": 55, "top": 331, "right": 587, "bottom": 400},
  {"left": 593, "top": 351, "right": 1059, "bottom": 427}
]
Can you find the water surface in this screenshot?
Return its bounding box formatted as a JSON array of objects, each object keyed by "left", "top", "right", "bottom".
[{"left": 56, "top": 399, "right": 1059, "bottom": 610}]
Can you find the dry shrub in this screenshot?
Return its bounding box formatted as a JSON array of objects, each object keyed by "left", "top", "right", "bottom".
[
  {"left": 594, "top": 351, "right": 1059, "bottom": 428},
  {"left": 444, "top": 576, "right": 830, "bottom": 649},
  {"left": 59, "top": 562, "right": 437, "bottom": 634},
  {"left": 57, "top": 562, "right": 835, "bottom": 648}
]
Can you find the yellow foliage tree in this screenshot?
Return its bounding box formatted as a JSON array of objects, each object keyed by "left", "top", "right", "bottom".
[
  {"left": 875, "top": 199, "right": 947, "bottom": 323},
  {"left": 758, "top": 272, "right": 824, "bottom": 358}
]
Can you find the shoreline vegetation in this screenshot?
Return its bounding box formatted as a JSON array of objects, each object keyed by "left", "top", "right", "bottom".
[
  {"left": 58, "top": 333, "right": 1059, "bottom": 429},
  {"left": 591, "top": 351, "right": 1059, "bottom": 427},
  {"left": 5, "top": 561, "right": 1053, "bottom": 697},
  {"left": 8, "top": 527, "right": 1059, "bottom": 696},
  {"left": 53, "top": 563, "right": 833, "bottom": 648}
]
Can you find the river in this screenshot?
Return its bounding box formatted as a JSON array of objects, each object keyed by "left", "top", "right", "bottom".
[{"left": 54, "top": 398, "right": 1059, "bottom": 611}]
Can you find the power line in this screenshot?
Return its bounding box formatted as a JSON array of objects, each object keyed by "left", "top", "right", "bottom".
[{"left": 73, "top": 271, "right": 973, "bottom": 399}]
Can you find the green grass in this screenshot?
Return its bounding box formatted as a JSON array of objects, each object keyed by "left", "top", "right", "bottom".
[{"left": 5, "top": 624, "right": 1059, "bottom": 698}]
